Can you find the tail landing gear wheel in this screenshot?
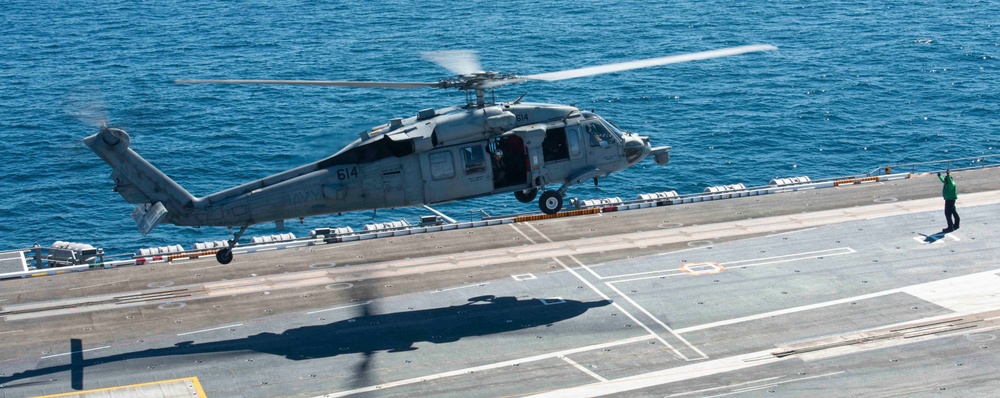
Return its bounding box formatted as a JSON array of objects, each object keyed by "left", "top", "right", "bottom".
[
  {"left": 216, "top": 248, "right": 234, "bottom": 264},
  {"left": 539, "top": 191, "right": 563, "bottom": 215},
  {"left": 514, "top": 188, "right": 538, "bottom": 203}
]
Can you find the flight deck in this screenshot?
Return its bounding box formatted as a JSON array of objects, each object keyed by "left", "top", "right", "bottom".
[{"left": 2, "top": 168, "right": 1000, "bottom": 397}]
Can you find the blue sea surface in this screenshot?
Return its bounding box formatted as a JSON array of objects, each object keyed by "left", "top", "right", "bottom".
[{"left": 1, "top": 1, "right": 997, "bottom": 254}]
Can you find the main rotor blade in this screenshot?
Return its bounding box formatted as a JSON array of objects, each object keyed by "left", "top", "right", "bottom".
[
  {"left": 420, "top": 50, "right": 483, "bottom": 76},
  {"left": 175, "top": 79, "right": 441, "bottom": 89},
  {"left": 523, "top": 44, "right": 778, "bottom": 82}
]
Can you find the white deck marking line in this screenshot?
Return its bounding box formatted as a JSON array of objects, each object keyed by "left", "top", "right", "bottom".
[
  {"left": 727, "top": 385, "right": 776, "bottom": 395},
  {"left": 560, "top": 355, "right": 608, "bottom": 382},
  {"left": 700, "top": 370, "right": 844, "bottom": 398},
  {"left": 674, "top": 268, "right": 1000, "bottom": 334},
  {"left": 593, "top": 267, "right": 687, "bottom": 281},
  {"left": 40, "top": 345, "right": 111, "bottom": 359},
  {"left": 604, "top": 282, "right": 708, "bottom": 360},
  {"left": 674, "top": 290, "right": 899, "bottom": 334},
  {"left": 315, "top": 242, "right": 363, "bottom": 251},
  {"left": 652, "top": 246, "right": 717, "bottom": 257},
  {"left": 430, "top": 282, "right": 489, "bottom": 294},
  {"left": 666, "top": 376, "right": 784, "bottom": 397},
  {"left": 527, "top": 348, "right": 785, "bottom": 398},
  {"left": 306, "top": 302, "right": 370, "bottom": 315},
  {"left": 187, "top": 262, "right": 237, "bottom": 272},
  {"left": 508, "top": 223, "right": 538, "bottom": 244},
  {"left": 533, "top": 226, "right": 691, "bottom": 360},
  {"left": 0, "top": 330, "right": 23, "bottom": 335},
  {"left": 176, "top": 324, "right": 244, "bottom": 336},
  {"left": 578, "top": 247, "right": 849, "bottom": 281},
  {"left": 602, "top": 247, "right": 856, "bottom": 285},
  {"left": 719, "top": 247, "right": 855, "bottom": 266},
  {"left": 315, "top": 335, "right": 654, "bottom": 398},
  {"left": 68, "top": 280, "right": 129, "bottom": 291},
  {"left": 765, "top": 227, "right": 817, "bottom": 238},
  {"left": 524, "top": 221, "right": 555, "bottom": 243},
  {"left": 552, "top": 258, "right": 687, "bottom": 361},
  {"left": 570, "top": 254, "right": 605, "bottom": 279}
]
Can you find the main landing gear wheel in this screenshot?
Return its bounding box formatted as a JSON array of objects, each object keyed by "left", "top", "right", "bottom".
[
  {"left": 539, "top": 191, "right": 563, "bottom": 215},
  {"left": 514, "top": 188, "right": 538, "bottom": 203},
  {"left": 216, "top": 248, "right": 234, "bottom": 264}
]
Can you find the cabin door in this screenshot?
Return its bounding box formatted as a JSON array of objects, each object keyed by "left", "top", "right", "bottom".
[{"left": 422, "top": 144, "right": 493, "bottom": 204}]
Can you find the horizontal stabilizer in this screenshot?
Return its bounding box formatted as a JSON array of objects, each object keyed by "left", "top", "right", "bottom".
[{"left": 131, "top": 202, "right": 168, "bottom": 236}]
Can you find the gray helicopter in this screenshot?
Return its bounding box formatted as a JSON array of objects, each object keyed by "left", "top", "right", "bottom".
[{"left": 85, "top": 45, "right": 776, "bottom": 264}]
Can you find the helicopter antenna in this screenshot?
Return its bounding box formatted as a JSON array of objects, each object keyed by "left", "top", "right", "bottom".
[{"left": 513, "top": 92, "right": 528, "bottom": 104}]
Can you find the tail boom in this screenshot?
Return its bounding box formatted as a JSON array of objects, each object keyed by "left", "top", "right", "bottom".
[{"left": 84, "top": 127, "right": 198, "bottom": 233}]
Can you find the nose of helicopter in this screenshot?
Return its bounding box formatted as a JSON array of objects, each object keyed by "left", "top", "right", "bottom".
[{"left": 624, "top": 135, "right": 651, "bottom": 164}]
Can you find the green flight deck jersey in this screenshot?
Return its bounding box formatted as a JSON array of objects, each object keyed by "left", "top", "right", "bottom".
[{"left": 940, "top": 174, "right": 957, "bottom": 200}]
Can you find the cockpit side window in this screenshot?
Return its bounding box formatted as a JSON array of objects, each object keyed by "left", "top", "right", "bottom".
[{"left": 586, "top": 122, "right": 617, "bottom": 147}]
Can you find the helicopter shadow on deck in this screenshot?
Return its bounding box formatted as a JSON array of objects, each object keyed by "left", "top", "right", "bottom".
[{"left": 0, "top": 296, "right": 611, "bottom": 391}]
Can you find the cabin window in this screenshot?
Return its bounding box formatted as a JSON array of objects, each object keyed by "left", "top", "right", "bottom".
[
  {"left": 461, "top": 145, "right": 486, "bottom": 174},
  {"left": 567, "top": 128, "right": 581, "bottom": 157},
  {"left": 429, "top": 151, "right": 455, "bottom": 180},
  {"left": 587, "top": 122, "right": 616, "bottom": 147}
]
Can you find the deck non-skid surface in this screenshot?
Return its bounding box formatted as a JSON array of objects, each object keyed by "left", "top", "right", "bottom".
[{"left": 2, "top": 169, "right": 1000, "bottom": 397}]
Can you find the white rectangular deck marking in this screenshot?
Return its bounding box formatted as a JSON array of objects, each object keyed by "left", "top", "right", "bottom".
[
  {"left": 176, "top": 324, "right": 244, "bottom": 336},
  {"left": 40, "top": 345, "right": 111, "bottom": 359},
  {"left": 539, "top": 297, "right": 565, "bottom": 306},
  {"left": 559, "top": 355, "right": 608, "bottom": 382},
  {"left": 512, "top": 273, "right": 537, "bottom": 281},
  {"left": 904, "top": 272, "right": 1000, "bottom": 313}
]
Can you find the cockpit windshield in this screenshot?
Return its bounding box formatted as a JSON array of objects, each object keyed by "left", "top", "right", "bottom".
[{"left": 601, "top": 119, "right": 625, "bottom": 137}]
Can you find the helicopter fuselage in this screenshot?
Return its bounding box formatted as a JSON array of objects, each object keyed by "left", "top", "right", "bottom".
[{"left": 158, "top": 102, "right": 655, "bottom": 227}]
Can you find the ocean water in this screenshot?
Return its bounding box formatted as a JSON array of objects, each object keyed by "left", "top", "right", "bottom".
[{"left": 1, "top": 0, "right": 997, "bottom": 255}]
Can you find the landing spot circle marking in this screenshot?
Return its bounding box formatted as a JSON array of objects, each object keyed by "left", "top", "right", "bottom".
[
  {"left": 966, "top": 333, "right": 996, "bottom": 342},
  {"left": 157, "top": 302, "right": 186, "bottom": 310},
  {"left": 325, "top": 283, "right": 354, "bottom": 291}
]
